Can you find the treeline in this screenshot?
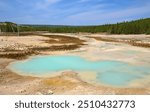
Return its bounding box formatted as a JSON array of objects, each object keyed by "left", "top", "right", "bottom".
[
  {"left": 0, "top": 18, "right": 150, "bottom": 34},
  {"left": 19, "top": 24, "right": 117, "bottom": 33},
  {"left": 0, "top": 22, "right": 18, "bottom": 32},
  {"left": 110, "top": 18, "right": 150, "bottom": 34},
  {"left": 20, "top": 18, "right": 150, "bottom": 34}
]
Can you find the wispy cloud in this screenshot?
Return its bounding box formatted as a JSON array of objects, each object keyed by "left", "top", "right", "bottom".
[
  {"left": 78, "top": 0, "right": 102, "bottom": 3},
  {"left": 78, "top": 0, "right": 90, "bottom": 3},
  {"left": 36, "top": 0, "right": 62, "bottom": 10},
  {"left": 66, "top": 2, "right": 150, "bottom": 25},
  {"left": 0, "top": 0, "right": 150, "bottom": 25}
]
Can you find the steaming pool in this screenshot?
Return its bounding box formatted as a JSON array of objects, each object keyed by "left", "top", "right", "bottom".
[{"left": 8, "top": 55, "right": 150, "bottom": 87}]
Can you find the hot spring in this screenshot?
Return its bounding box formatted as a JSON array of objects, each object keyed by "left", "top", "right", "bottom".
[{"left": 8, "top": 55, "right": 150, "bottom": 87}]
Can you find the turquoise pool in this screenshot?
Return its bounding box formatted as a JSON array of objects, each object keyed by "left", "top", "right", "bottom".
[{"left": 8, "top": 55, "right": 150, "bottom": 87}]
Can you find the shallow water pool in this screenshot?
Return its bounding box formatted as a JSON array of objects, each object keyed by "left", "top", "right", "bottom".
[{"left": 8, "top": 55, "right": 150, "bottom": 87}]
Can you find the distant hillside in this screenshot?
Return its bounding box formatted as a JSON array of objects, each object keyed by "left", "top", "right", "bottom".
[
  {"left": 1, "top": 18, "right": 150, "bottom": 34},
  {"left": 0, "top": 22, "right": 18, "bottom": 32}
]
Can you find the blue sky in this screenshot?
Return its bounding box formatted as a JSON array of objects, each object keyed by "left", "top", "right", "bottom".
[{"left": 0, "top": 0, "right": 150, "bottom": 25}]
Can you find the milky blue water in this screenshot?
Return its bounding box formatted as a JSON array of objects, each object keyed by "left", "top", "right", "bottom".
[{"left": 8, "top": 55, "right": 150, "bottom": 87}]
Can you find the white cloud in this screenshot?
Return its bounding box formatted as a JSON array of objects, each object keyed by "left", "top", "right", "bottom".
[
  {"left": 79, "top": 0, "right": 102, "bottom": 3},
  {"left": 67, "top": 3, "right": 150, "bottom": 25},
  {"left": 36, "top": 0, "right": 61, "bottom": 9},
  {"left": 100, "top": 4, "right": 150, "bottom": 20},
  {"left": 79, "top": 0, "right": 90, "bottom": 3}
]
